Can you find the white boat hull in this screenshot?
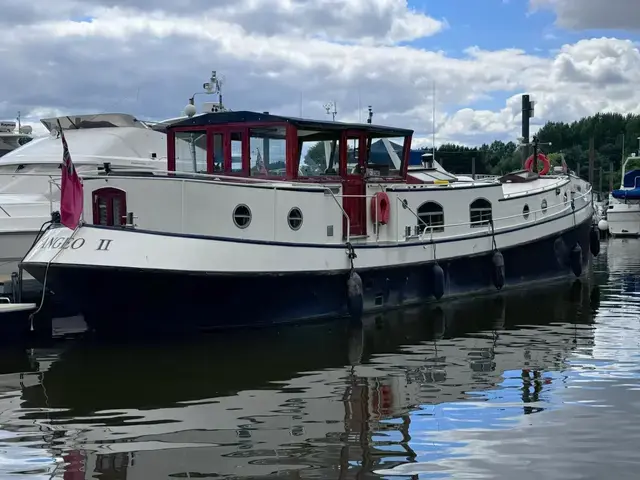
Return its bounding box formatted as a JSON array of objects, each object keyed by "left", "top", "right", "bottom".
[{"left": 606, "top": 204, "right": 640, "bottom": 237}]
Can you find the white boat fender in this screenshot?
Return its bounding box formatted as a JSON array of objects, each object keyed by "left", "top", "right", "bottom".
[
  {"left": 597, "top": 219, "right": 609, "bottom": 232},
  {"left": 491, "top": 250, "right": 505, "bottom": 290},
  {"left": 570, "top": 243, "right": 583, "bottom": 277},
  {"left": 432, "top": 262, "right": 445, "bottom": 300},
  {"left": 589, "top": 227, "right": 600, "bottom": 257},
  {"left": 346, "top": 270, "right": 363, "bottom": 319}
]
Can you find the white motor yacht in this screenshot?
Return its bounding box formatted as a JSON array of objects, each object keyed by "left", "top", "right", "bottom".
[
  {"left": 606, "top": 154, "right": 640, "bottom": 237},
  {"left": 0, "top": 119, "right": 33, "bottom": 157},
  {"left": 0, "top": 70, "right": 228, "bottom": 296}
]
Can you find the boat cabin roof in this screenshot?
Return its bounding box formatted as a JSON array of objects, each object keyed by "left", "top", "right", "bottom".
[
  {"left": 168, "top": 110, "right": 414, "bottom": 137},
  {"left": 40, "top": 113, "right": 148, "bottom": 132}
]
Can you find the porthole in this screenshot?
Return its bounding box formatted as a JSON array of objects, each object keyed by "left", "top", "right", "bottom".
[
  {"left": 287, "top": 207, "right": 303, "bottom": 230},
  {"left": 233, "top": 204, "right": 251, "bottom": 229},
  {"left": 523, "top": 204, "right": 530, "bottom": 220},
  {"left": 541, "top": 199, "right": 547, "bottom": 214}
]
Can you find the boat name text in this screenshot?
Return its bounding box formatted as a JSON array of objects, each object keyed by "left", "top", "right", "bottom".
[{"left": 39, "top": 237, "right": 113, "bottom": 251}]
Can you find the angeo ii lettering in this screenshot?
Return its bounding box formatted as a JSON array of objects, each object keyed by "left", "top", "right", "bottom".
[{"left": 39, "top": 236, "right": 85, "bottom": 250}]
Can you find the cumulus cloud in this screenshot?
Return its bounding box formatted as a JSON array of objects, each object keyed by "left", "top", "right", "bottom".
[
  {"left": 1, "top": 0, "right": 640, "bottom": 147},
  {"left": 530, "top": 0, "right": 640, "bottom": 31}
]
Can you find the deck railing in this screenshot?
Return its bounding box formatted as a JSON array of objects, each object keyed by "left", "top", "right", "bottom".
[{"left": 394, "top": 184, "right": 592, "bottom": 245}]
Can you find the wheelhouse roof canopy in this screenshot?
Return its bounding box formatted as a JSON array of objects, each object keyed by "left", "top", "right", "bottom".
[{"left": 167, "top": 111, "right": 414, "bottom": 138}]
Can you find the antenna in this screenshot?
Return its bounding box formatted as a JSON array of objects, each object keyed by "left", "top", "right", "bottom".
[
  {"left": 16, "top": 111, "right": 21, "bottom": 131},
  {"left": 367, "top": 106, "right": 373, "bottom": 124},
  {"left": 323, "top": 101, "right": 337, "bottom": 121},
  {"left": 185, "top": 69, "right": 226, "bottom": 116},
  {"left": 432, "top": 81, "right": 436, "bottom": 162}
]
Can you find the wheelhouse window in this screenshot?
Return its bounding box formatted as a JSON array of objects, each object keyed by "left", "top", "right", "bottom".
[
  {"left": 346, "top": 138, "right": 360, "bottom": 174},
  {"left": 365, "top": 136, "right": 406, "bottom": 178},
  {"left": 211, "top": 133, "right": 223, "bottom": 172},
  {"left": 298, "top": 130, "right": 341, "bottom": 177},
  {"left": 230, "top": 132, "right": 243, "bottom": 173},
  {"left": 417, "top": 201, "right": 444, "bottom": 234},
  {"left": 249, "top": 127, "right": 287, "bottom": 177},
  {"left": 174, "top": 130, "right": 207, "bottom": 174},
  {"left": 470, "top": 198, "right": 492, "bottom": 227},
  {"left": 92, "top": 187, "right": 127, "bottom": 226}
]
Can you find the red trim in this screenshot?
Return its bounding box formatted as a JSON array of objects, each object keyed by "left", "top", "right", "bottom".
[
  {"left": 92, "top": 187, "right": 127, "bottom": 226},
  {"left": 240, "top": 127, "right": 250, "bottom": 175},
  {"left": 222, "top": 129, "right": 232, "bottom": 172},
  {"left": 206, "top": 131, "right": 214, "bottom": 174},
  {"left": 170, "top": 122, "right": 288, "bottom": 132},
  {"left": 342, "top": 131, "right": 368, "bottom": 237},
  {"left": 286, "top": 124, "right": 298, "bottom": 179},
  {"left": 167, "top": 131, "right": 175, "bottom": 171}
]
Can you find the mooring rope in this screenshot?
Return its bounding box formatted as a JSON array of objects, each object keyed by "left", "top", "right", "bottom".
[{"left": 28, "top": 221, "right": 83, "bottom": 330}]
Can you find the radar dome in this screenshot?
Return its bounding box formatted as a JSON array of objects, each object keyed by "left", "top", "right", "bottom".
[{"left": 184, "top": 104, "right": 197, "bottom": 117}]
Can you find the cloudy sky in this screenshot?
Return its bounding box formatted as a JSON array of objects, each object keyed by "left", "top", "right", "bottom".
[{"left": 1, "top": 0, "right": 640, "bottom": 147}]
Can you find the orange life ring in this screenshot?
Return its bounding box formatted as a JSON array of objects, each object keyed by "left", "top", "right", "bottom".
[
  {"left": 371, "top": 192, "right": 390, "bottom": 225},
  {"left": 524, "top": 153, "right": 551, "bottom": 175}
]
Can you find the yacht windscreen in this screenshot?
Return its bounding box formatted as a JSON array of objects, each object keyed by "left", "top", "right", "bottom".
[{"left": 40, "top": 114, "right": 143, "bottom": 132}]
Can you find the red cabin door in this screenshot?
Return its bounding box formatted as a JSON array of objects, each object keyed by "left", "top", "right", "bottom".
[
  {"left": 342, "top": 133, "right": 367, "bottom": 237},
  {"left": 92, "top": 187, "right": 127, "bottom": 226}
]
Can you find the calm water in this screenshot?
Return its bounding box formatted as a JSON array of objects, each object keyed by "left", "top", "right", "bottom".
[{"left": 2, "top": 239, "right": 640, "bottom": 479}]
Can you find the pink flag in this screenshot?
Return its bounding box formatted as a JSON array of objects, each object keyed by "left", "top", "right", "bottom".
[{"left": 57, "top": 120, "right": 83, "bottom": 229}]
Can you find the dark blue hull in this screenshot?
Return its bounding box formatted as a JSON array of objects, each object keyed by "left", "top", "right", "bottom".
[{"left": 23, "top": 218, "right": 594, "bottom": 334}]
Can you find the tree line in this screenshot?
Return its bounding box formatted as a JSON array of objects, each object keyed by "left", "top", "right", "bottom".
[{"left": 432, "top": 112, "right": 640, "bottom": 191}]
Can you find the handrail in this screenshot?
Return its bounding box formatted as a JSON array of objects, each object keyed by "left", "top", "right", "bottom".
[
  {"left": 0, "top": 172, "right": 65, "bottom": 178},
  {"left": 501, "top": 177, "right": 571, "bottom": 199},
  {"left": 78, "top": 168, "right": 338, "bottom": 191}
]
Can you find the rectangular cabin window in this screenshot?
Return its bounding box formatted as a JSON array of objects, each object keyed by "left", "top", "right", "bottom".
[
  {"left": 365, "top": 136, "right": 405, "bottom": 177},
  {"left": 249, "top": 127, "right": 286, "bottom": 177},
  {"left": 212, "top": 134, "right": 224, "bottom": 172},
  {"left": 174, "top": 130, "right": 207, "bottom": 174},
  {"left": 298, "top": 130, "right": 341, "bottom": 177},
  {"left": 231, "top": 133, "right": 243, "bottom": 172}
]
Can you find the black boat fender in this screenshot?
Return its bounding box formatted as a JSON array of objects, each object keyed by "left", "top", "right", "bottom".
[
  {"left": 589, "top": 227, "right": 600, "bottom": 257},
  {"left": 570, "top": 243, "right": 583, "bottom": 277},
  {"left": 491, "top": 250, "right": 505, "bottom": 290},
  {"left": 432, "top": 262, "right": 445, "bottom": 300}
]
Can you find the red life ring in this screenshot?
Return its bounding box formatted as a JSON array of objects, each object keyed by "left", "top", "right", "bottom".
[
  {"left": 524, "top": 153, "right": 551, "bottom": 175},
  {"left": 371, "top": 192, "right": 390, "bottom": 225}
]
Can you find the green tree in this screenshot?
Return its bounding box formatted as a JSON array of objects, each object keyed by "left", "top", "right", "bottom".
[{"left": 537, "top": 112, "right": 640, "bottom": 192}]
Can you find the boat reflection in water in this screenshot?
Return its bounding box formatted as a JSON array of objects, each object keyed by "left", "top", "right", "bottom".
[{"left": 2, "top": 278, "right": 598, "bottom": 479}]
